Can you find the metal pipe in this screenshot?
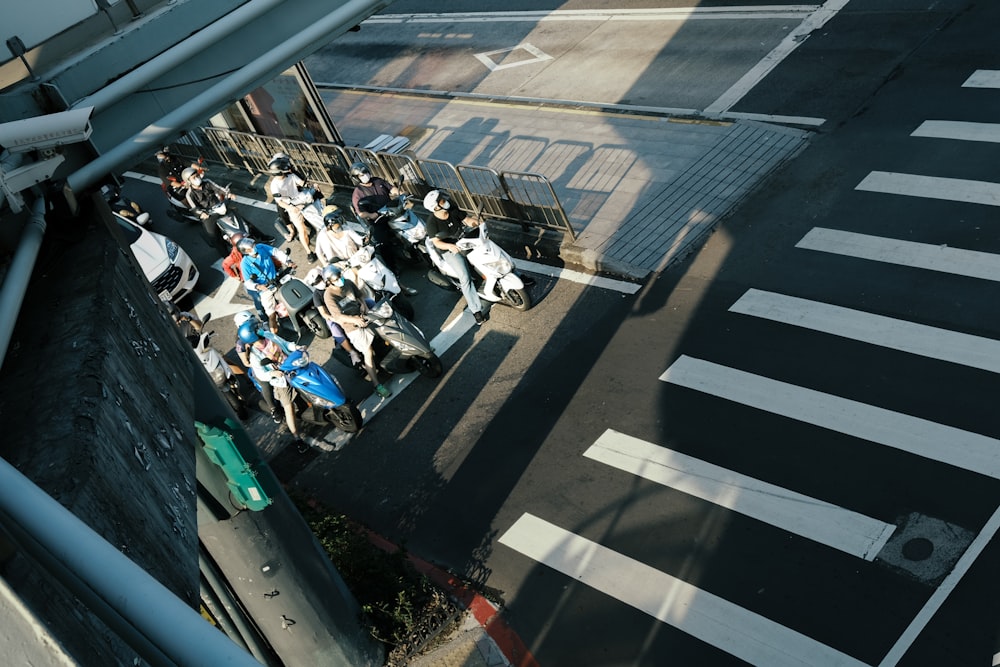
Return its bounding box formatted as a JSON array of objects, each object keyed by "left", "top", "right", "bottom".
[
  {"left": 73, "top": 0, "right": 285, "bottom": 114},
  {"left": 0, "top": 456, "right": 263, "bottom": 666},
  {"left": 0, "top": 198, "right": 45, "bottom": 369},
  {"left": 66, "top": 0, "right": 392, "bottom": 194}
]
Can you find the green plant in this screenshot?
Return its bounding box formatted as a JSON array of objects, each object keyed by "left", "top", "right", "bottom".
[{"left": 293, "top": 495, "right": 457, "bottom": 654}]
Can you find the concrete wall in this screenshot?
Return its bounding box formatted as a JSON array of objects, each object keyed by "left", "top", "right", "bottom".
[{"left": 0, "top": 198, "right": 199, "bottom": 665}]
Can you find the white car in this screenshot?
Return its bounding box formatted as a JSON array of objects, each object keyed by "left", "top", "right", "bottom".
[{"left": 112, "top": 212, "right": 199, "bottom": 302}]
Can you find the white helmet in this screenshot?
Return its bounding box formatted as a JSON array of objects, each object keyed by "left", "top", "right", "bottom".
[
  {"left": 423, "top": 189, "right": 450, "bottom": 212},
  {"left": 304, "top": 266, "right": 325, "bottom": 288}
]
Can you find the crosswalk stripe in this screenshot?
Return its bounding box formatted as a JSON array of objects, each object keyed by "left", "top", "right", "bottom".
[
  {"left": 499, "top": 513, "right": 868, "bottom": 667},
  {"left": 796, "top": 227, "right": 1000, "bottom": 282},
  {"left": 963, "top": 70, "right": 1000, "bottom": 88},
  {"left": 584, "top": 429, "right": 895, "bottom": 560},
  {"left": 660, "top": 355, "right": 1000, "bottom": 480},
  {"left": 730, "top": 288, "right": 1000, "bottom": 373},
  {"left": 912, "top": 120, "right": 1000, "bottom": 143},
  {"left": 856, "top": 171, "right": 1000, "bottom": 207}
]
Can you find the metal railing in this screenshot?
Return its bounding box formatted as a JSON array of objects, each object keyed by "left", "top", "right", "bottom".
[{"left": 175, "top": 127, "right": 576, "bottom": 239}]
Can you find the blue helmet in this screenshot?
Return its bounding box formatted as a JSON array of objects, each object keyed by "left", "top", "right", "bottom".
[
  {"left": 237, "top": 322, "right": 260, "bottom": 344},
  {"left": 321, "top": 264, "right": 342, "bottom": 284}
]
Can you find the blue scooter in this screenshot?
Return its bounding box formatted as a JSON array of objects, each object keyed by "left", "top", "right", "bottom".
[{"left": 249, "top": 348, "right": 362, "bottom": 433}]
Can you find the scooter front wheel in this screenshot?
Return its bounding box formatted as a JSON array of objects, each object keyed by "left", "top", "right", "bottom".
[
  {"left": 412, "top": 352, "right": 443, "bottom": 378},
  {"left": 326, "top": 403, "right": 362, "bottom": 433},
  {"left": 502, "top": 286, "right": 533, "bottom": 312}
]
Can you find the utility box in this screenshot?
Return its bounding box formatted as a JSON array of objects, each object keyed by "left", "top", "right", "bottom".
[{"left": 196, "top": 420, "right": 272, "bottom": 511}]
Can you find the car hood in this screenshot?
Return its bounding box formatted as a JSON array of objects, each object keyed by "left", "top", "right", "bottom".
[{"left": 130, "top": 227, "right": 172, "bottom": 279}]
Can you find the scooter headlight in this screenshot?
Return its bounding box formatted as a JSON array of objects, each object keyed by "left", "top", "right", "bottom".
[
  {"left": 309, "top": 394, "right": 336, "bottom": 408},
  {"left": 289, "top": 350, "right": 311, "bottom": 367},
  {"left": 481, "top": 257, "right": 513, "bottom": 274},
  {"left": 390, "top": 339, "right": 420, "bottom": 353}
]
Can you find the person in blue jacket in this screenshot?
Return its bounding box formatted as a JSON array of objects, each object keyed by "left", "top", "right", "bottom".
[{"left": 238, "top": 237, "right": 294, "bottom": 334}]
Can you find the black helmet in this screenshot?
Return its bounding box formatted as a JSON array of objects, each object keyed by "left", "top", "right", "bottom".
[
  {"left": 267, "top": 155, "right": 292, "bottom": 176},
  {"left": 349, "top": 161, "right": 372, "bottom": 185},
  {"left": 322, "top": 205, "right": 344, "bottom": 227}
]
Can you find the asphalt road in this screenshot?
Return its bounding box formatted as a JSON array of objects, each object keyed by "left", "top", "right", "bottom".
[{"left": 122, "top": 1, "right": 1000, "bottom": 664}]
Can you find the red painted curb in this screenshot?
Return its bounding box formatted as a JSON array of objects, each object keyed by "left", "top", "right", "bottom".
[{"left": 365, "top": 530, "right": 539, "bottom": 667}]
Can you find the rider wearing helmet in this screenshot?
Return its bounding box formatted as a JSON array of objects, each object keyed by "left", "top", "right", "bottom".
[
  {"left": 156, "top": 146, "right": 186, "bottom": 196},
  {"left": 185, "top": 172, "right": 234, "bottom": 220},
  {"left": 223, "top": 232, "right": 265, "bottom": 318},
  {"left": 267, "top": 153, "right": 316, "bottom": 261},
  {"left": 240, "top": 321, "right": 316, "bottom": 451},
  {"left": 321, "top": 266, "right": 391, "bottom": 398},
  {"left": 350, "top": 161, "right": 397, "bottom": 222},
  {"left": 239, "top": 237, "right": 294, "bottom": 334},
  {"left": 314, "top": 205, "right": 366, "bottom": 266},
  {"left": 423, "top": 189, "right": 488, "bottom": 324}
]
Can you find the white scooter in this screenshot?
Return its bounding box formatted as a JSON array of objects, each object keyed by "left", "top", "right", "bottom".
[
  {"left": 344, "top": 245, "right": 415, "bottom": 321},
  {"left": 189, "top": 326, "right": 249, "bottom": 420},
  {"left": 374, "top": 193, "right": 430, "bottom": 267},
  {"left": 425, "top": 219, "right": 533, "bottom": 311},
  {"left": 288, "top": 187, "right": 369, "bottom": 237}
]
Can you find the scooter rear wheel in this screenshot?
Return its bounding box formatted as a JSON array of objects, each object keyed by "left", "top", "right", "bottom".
[{"left": 327, "top": 403, "right": 362, "bottom": 433}]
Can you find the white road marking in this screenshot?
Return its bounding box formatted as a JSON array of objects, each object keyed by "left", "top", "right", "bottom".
[
  {"left": 475, "top": 43, "right": 552, "bottom": 72},
  {"left": 912, "top": 120, "right": 1000, "bottom": 143},
  {"left": 585, "top": 429, "right": 895, "bottom": 560},
  {"left": 729, "top": 288, "right": 1000, "bottom": 373},
  {"left": 856, "top": 171, "right": 1000, "bottom": 207},
  {"left": 880, "top": 503, "right": 1000, "bottom": 666},
  {"left": 190, "top": 262, "right": 246, "bottom": 320},
  {"left": 796, "top": 227, "right": 1000, "bottom": 282},
  {"left": 963, "top": 70, "right": 1000, "bottom": 89},
  {"left": 706, "top": 0, "right": 849, "bottom": 114},
  {"left": 366, "top": 7, "right": 820, "bottom": 24},
  {"left": 515, "top": 259, "right": 641, "bottom": 293},
  {"left": 498, "top": 513, "right": 868, "bottom": 667},
  {"left": 660, "top": 355, "right": 1000, "bottom": 480}
]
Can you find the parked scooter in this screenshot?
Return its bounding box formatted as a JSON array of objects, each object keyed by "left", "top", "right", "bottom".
[
  {"left": 425, "top": 219, "right": 533, "bottom": 311},
  {"left": 269, "top": 265, "right": 331, "bottom": 341},
  {"left": 101, "top": 183, "right": 150, "bottom": 227},
  {"left": 190, "top": 328, "right": 249, "bottom": 420},
  {"left": 248, "top": 348, "right": 363, "bottom": 433}
]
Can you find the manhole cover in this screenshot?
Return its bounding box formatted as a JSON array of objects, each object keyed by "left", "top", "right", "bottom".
[{"left": 875, "top": 512, "right": 974, "bottom": 585}]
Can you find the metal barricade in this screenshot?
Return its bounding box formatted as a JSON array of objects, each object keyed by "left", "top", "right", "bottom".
[{"left": 180, "top": 127, "right": 576, "bottom": 239}]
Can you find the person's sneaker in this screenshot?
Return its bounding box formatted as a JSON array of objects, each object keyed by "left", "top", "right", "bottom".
[
  {"left": 293, "top": 438, "right": 309, "bottom": 454},
  {"left": 307, "top": 252, "right": 318, "bottom": 263},
  {"left": 473, "top": 310, "right": 489, "bottom": 325},
  {"left": 281, "top": 226, "right": 296, "bottom": 242},
  {"left": 401, "top": 284, "right": 418, "bottom": 296},
  {"left": 375, "top": 384, "right": 391, "bottom": 398},
  {"left": 270, "top": 408, "right": 283, "bottom": 424}
]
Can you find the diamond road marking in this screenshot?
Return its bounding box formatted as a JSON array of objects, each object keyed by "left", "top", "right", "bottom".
[{"left": 475, "top": 43, "right": 553, "bottom": 71}]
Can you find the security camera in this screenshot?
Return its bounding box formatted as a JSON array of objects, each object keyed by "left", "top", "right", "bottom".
[{"left": 0, "top": 106, "right": 94, "bottom": 154}]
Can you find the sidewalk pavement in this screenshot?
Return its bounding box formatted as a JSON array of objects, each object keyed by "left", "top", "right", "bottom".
[
  {"left": 311, "top": 87, "right": 812, "bottom": 665},
  {"left": 320, "top": 85, "right": 811, "bottom": 281}
]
